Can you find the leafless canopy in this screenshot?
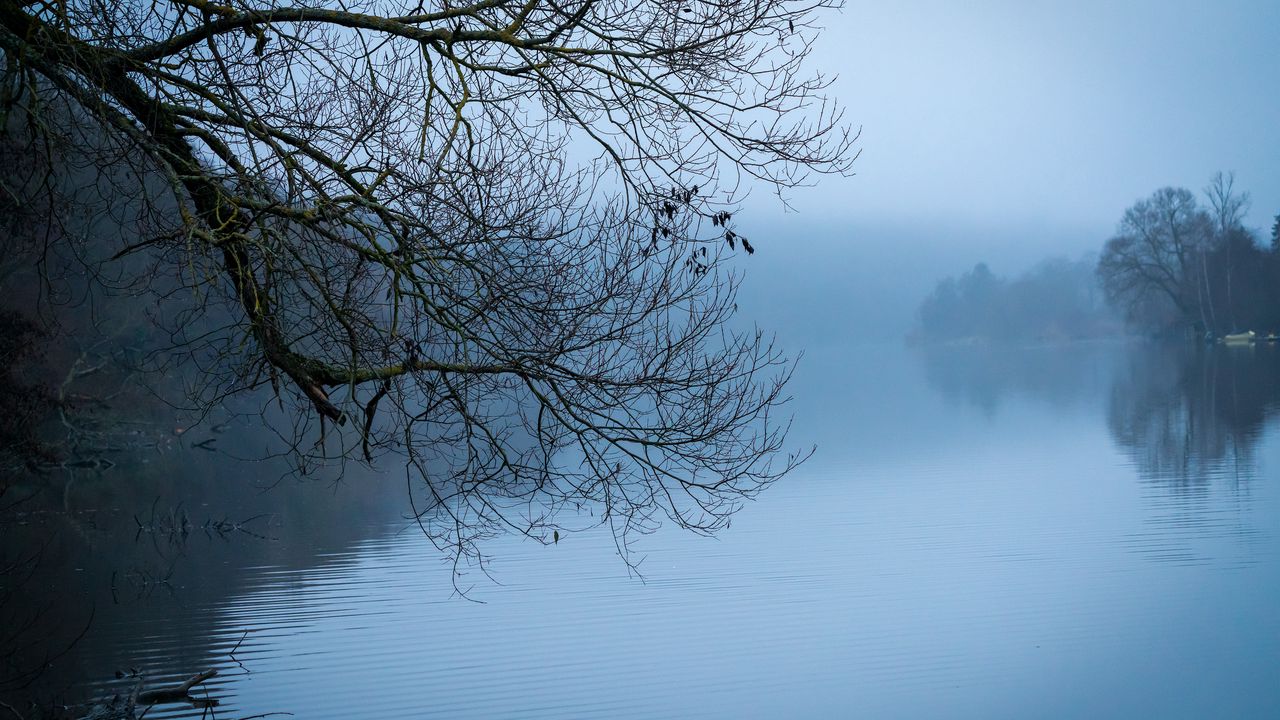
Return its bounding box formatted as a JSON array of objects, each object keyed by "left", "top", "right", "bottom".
[
  {"left": 0, "top": 0, "right": 854, "bottom": 568},
  {"left": 1097, "top": 187, "right": 1211, "bottom": 324}
]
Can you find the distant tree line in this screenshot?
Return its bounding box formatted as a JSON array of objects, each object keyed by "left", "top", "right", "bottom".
[
  {"left": 914, "top": 171, "right": 1280, "bottom": 344},
  {"left": 913, "top": 256, "right": 1120, "bottom": 343},
  {"left": 1097, "top": 172, "right": 1280, "bottom": 338}
]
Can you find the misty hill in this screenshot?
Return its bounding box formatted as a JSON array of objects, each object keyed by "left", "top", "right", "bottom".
[{"left": 911, "top": 256, "right": 1122, "bottom": 344}]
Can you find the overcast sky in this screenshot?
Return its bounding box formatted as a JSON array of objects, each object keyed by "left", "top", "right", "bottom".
[
  {"left": 799, "top": 0, "right": 1280, "bottom": 234},
  {"left": 747, "top": 0, "right": 1274, "bottom": 233},
  {"left": 735, "top": 0, "right": 1280, "bottom": 336}
]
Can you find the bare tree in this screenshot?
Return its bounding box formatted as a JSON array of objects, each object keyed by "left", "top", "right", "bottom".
[
  {"left": 1203, "top": 171, "right": 1251, "bottom": 240},
  {"left": 1097, "top": 187, "right": 1212, "bottom": 331},
  {"left": 1202, "top": 170, "right": 1252, "bottom": 331},
  {"left": 0, "top": 1, "right": 854, "bottom": 571}
]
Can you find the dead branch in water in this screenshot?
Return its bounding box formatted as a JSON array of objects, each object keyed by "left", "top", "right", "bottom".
[{"left": 135, "top": 669, "right": 217, "bottom": 705}]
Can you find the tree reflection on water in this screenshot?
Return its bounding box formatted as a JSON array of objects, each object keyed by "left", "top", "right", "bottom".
[
  {"left": 1107, "top": 343, "right": 1280, "bottom": 486},
  {"left": 919, "top": 340, "right": 1280, "bottom": 484}
]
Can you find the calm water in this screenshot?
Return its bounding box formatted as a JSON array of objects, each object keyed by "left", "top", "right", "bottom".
[{"left": 4, "top": 341, "right": 1280, "bottom": 718}]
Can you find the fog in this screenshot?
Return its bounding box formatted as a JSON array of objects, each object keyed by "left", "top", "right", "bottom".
[
  {"left": 5, "top": 2, "right": 1280, "bottom": 718},
  {"left": 734, "top": 1, "right": 1279, "bottom": 338},
  {"left": 735, "top": 218, "right": 1107, "bottom": 342}
]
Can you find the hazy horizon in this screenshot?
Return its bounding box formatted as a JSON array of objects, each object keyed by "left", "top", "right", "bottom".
[
  {"left": 728, "top": 1, "right": 1280, "bottom": 341},
  {"left": 4, "top": 3, "right": 1280, "bottom": 717}
]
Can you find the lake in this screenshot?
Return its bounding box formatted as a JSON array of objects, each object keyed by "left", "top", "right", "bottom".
[{"left": 4, "top": 340, "right": 1279, "bottom": 718}]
